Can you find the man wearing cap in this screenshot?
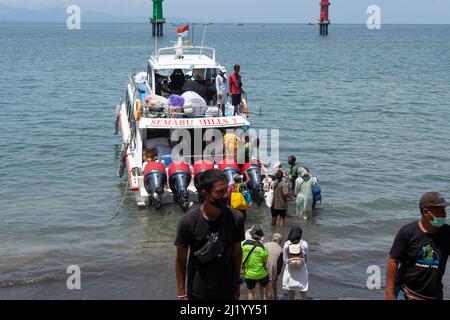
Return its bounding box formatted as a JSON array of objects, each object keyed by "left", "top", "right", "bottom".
[
  {"left": 272, "top": 161, "right": 282, "bottom": 175},
  {"left": 265, "top": 233, "right": 284, "bottom": 299},
  {"left": 216, "top": 67, "right": 228, "bottom": 116},
  {"left": 241, "top": 225, "right": 273, "bottom": 300},
  {"left": 385, "top": 192, "right": 450, "bottom": 300}
]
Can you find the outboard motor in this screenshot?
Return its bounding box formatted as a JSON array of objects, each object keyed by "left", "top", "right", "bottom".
[
  {"left": 241, "top": 162, "right": 264, "bottom": 206},
  {"left": 143, "top": 162, "right": 167, "bottom": 210},
  {"left": 168, "top": 162, "right": 192, "bottom": 211},
  {"left": 193, "top": 160, "right": 215, "bottom": 202},
  {"left": 218, "top": 160, "right": 240, "bottom": 185}
]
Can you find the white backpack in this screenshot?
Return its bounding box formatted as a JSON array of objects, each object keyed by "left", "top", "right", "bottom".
[{"left": 287, "top": 241, "right": 305, "bottom": 269}]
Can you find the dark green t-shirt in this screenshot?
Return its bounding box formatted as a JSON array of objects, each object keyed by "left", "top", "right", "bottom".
[{"left": 288, "top": 164, "right": 299, "bottom": 181}]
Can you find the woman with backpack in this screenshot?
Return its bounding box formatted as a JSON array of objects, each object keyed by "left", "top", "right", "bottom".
[{"left": 282, "top": 226, "right": 309, "bottom": 300}]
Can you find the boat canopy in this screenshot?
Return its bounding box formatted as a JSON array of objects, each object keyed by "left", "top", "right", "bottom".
[{"left": 149, "top": 46, "right": 218, "bottom": 70}]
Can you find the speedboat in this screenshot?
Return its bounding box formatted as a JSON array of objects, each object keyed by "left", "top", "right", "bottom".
[{"left": 114, "top": 33, "right": 262, "bottom": 211}]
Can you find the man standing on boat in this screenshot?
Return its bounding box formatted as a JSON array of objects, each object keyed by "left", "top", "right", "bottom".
[
  {"left": 175, "top": 170, "right": 245, "bottom": 300},
  {"left": 229, "top": 64, "right": 243, "bottom": 116},
  {"left": 216, "top": 67, "right": 228, "bottom": 116}
]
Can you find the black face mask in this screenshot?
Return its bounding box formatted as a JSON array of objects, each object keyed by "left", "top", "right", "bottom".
[{"left": 208, "top": 196, "right": 228, "bottom": 209}]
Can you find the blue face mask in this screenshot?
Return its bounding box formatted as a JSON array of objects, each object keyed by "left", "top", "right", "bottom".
[{"left": 429, "top": 213, "right": 446, "bottom": 228}]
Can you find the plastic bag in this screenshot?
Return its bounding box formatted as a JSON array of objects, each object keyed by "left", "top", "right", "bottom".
[
  {"left": 241, "top": 185, "right": 252, "bottom": 208},
  {"left": 265, "top": 190, "right": 273, "bottom": 208},
  {"left": 144, "top": 95, "right": 169, "bottom": 109},
  {"left": 231, "top": 185, "right": 247, "bottom": 210},
  {"left": 182, "top": 91, "right": 207, "bottom": 117},
  {"left": 169, "top": 95, "right": 185, "bottom": 107},
  {"left": 182, "top": 91, "right": 207, "bottom": 107},
  {"left": 312, "top": 184, "right": 321, "bottom": 202}
]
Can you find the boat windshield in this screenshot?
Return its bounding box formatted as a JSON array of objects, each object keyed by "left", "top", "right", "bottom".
[{"left": 155, "top": 68, "right": 218, "bottom": 81}]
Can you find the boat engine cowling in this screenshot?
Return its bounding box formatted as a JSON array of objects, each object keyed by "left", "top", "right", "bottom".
[
  {"left": 143, "top": 162, "right": 167, "bottom": 210},
  {"left": 218, "top": 160, "right": 240, "bottom": 185},
  {"left": 193, "top": 160, "right": 214, "bottom": 202},
  {"left": 168, "top": 162, "right": 192, "bottom": 211},
  {"left": 241, "top": 162, "right": 264, "bottom": 206},
  {"left": 193, "top": 160, "right": 215, "bottom": 189}
]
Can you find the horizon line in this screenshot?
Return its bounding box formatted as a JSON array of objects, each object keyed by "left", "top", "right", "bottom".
[{"left": 1, "top": 21, "right": 449, "bottom": 25}]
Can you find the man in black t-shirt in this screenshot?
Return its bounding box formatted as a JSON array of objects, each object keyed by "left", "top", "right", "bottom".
[
  {"left": 385, "top": 192, "right": 450, "bottom": 300},
  {"left": 175, "top": 169, "right": 245, "bottom": 300}
]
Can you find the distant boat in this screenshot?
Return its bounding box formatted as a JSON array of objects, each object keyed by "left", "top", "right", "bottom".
[
  {"left": 235, "top": 23, "right": 244, "bottom": 26},
  {"left": 307, "top": 22, "right": 316, "bottom": 26}
]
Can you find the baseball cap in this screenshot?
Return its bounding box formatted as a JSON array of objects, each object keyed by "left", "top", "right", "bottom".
[
  {"left": 220, "top": 66, "right": 227, "bottom": 73},
  {"left": 272, "top": 233, "right": 282, "bottom": 242},
  {"left": 272, "top": 161, "right": 281, "bottom": 169},
  {"left": 249, "top": 225, "right": 264, "bottom": 238},
  {"left": 419, "top": 192, "right": 450, "bottom": 210}
]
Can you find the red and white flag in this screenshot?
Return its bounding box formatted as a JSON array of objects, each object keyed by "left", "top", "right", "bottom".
[{"left": 176, "top": 24, "right": 189, "bottom": 34}]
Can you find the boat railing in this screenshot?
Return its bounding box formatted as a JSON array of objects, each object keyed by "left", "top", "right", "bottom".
[
  {"left": 141, "top": 108, "right": 212, "bottom": 119},
  {"left": 142, "top": 153, "right": 251, "bottom": 167},
  {"left": 167, "top": 154, "right": 247, "bottom": 165},
  {"left": 141, "top": 106, "right": 246, "bottom": 120},
  {"left": 156, "top": 46, "right": 216, "bottom": 62}
]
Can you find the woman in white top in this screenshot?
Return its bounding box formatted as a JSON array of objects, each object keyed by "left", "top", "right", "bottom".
[
  {"left": 215, "top": 67, "right": 228, "bottom": 116},
  {"left": 282, "top": 226, "right": 309, "bottom": 300}
]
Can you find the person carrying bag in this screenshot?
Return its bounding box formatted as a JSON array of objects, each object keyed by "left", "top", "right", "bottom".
[
  {"left": 241, "top": 243, "right": 257, "bottom": 278},
  {"left": 228, "top": 172, "right": 253, "bottom": 220},
  {"left": 231, "top": 184, "right": 247, "bottom": 210},
  {"left": 241, "top": 184, "right": 252, "bottom": 208}
]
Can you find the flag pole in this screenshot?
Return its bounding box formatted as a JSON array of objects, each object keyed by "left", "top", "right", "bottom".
[
  {"left": 154, "top": 21, "right": 158, "bottom": 56},
  {"left": 199, "top": 21, "right": 207, "bottom": 58}
]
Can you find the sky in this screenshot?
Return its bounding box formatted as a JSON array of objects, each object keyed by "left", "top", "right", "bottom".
[{"left": 1, "top": 0, "right": 450, "bottom": 23}]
